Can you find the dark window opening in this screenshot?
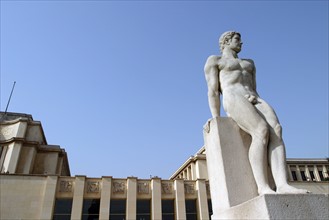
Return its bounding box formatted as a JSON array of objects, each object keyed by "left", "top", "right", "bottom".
[
  {"left": 185, "top": 199, "right": 197, "bottom": 220},
  {"left": 300, "top": 171, "right": 307, "bottom": 181},
  {"left": 136, "top": 199, "right": 151, "bottom": 220},
  {"left": 310, "top": 171, "right": 316, "bottom": 181},
  {"left": 318, "top": 171, "right": 325, "bottom": 181},
  {"left": 82, "top": 199, "right": 100, "bottom": 220},
  {"left": 162, "top": 200, "right": 175, "bottom": 220},
  {"left": 291, "top": 171, "right": 298, "bottom": 181},
  {"left": 109, "top": 199, "right": 126, "bottom": 220},
  {"left": 53, "top": 199, "right": 72, "bottom": 220}
]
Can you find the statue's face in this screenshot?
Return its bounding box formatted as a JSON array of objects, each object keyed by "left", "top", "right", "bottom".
[{"left": 227, "top": 34, "right": 242, "bottom": 53}]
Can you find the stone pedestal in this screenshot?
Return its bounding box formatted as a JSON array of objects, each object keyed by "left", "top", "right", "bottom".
[
  {"left": 214, "top": 194, "right": 329, "bottom": 219},
  {"left": 203, "top": 117, "right": 258, "bottom": 214},
  {"left": 203, "top": 117, "right": 329, "bottom": 220}
]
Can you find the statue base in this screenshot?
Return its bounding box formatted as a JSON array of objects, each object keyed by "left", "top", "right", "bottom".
[
  {"left": 213, "top": 194, "right": 329, "bottom": 219},
  {"left": 203, "top": 117, "right": 258, "bottom": 213},
  {"left": 203, "top": 117, "right": 328, "bottom": 219}
]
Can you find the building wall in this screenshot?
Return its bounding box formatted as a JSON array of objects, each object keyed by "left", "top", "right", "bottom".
[
  {"left": 0, "top": 174, "right": 212, "bottom": 220},
  {"left": 1, "top": 173, "right": 328, "bottom": 220},
  {"left": 0, "top": 175, "right": 47, "bottom": 219}
]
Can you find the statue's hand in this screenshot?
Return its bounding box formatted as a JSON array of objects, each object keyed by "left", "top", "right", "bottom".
[{"left": 245, "top": 94, "right": 258, "bottom": 104}]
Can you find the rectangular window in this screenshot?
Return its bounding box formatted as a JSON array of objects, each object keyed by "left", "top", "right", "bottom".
[
  {"left": 110, "top": 199, "right": 126, "bottom": 220},
  {"left": 317, "top": 166, "right": 326, "bottom": 181},
  {"left": 82, "top": 199, "right": 100, "bottom": 220},
  {"left": 53, "top": 199, "right": 72, "bottom": 220},
  {"left": 291, "top": 171, "right": 298, "bottom": 181},
  {"left": 319, "top": 170, "right": 325, "bottom": 181},
  {"left": 300, "top": 171, "right": 307, "bottom": 181},
  {"left": 136, "top": 199, "right": 151, "bottom": 220},
  {"left": 309, "top": 170, "right": 316, "bottom": 181},
  {"left": 162, "top": 200, "right": 175, "bottom": 220},
  {"left": 185, "top": 199, "right": 197, "bottom": 220},
  {"left": 208, "top": 199, "right": 213, "bottom": 219}
]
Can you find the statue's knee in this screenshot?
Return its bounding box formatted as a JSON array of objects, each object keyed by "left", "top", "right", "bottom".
[{"left": 254, "top": 123, "right": 269, "bottom": 140}]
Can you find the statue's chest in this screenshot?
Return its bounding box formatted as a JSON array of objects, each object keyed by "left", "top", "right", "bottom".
[{"left": 220, "top": 59, "right": 253, "bottom": 73}]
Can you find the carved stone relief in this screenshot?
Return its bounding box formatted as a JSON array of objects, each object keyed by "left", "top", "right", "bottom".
[
  {"left": 161, "top": 182, "right": 173, "bottom": 194},
  {"left": 112, "top": 181, "right": 125, "bottom": 194},
  {"left": 87, "top": 181, "right": 100, "bottom": 193},
  {"left": 59, "top": 180, "right": 73, "bottom": 192},
  {"left": 184, "top": 183, "right": 195, "bottom": 194},
  {"left": 138, "top": 182, "right": 150, "bottom": 194}
]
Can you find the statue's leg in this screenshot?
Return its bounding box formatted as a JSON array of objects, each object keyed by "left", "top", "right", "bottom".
[
  {"left": 255, "top": 100, "right": 309, "bottom": 194},
  {"left": 223, "top": 95, "right": 275, "bottom": 195}
]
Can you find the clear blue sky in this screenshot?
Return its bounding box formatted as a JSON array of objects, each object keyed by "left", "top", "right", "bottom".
[{"left": 1, "top": 1, "right": 328, "bottom": 178}]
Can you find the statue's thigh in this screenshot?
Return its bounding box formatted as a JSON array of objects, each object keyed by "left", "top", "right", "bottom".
[
  {"left": 225, "top": 96, "right": 267, "bottom": 133},
  {"left": 255, "top": 101, "right": 280, "bottom": 128}
]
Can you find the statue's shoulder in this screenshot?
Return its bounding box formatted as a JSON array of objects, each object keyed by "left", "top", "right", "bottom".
[
  {"left": 205, "top": 55, "right": 221, "bottom": 66},
  {"left": 204, "top": 55, "right": 221, "bottom": 73},
  {"left": 243, "top": 58, "right": 255, "bottom": 64}
]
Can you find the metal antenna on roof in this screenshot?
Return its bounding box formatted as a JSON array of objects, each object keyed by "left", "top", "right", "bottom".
[{"left": 4, "top": 81, "right": 16, "bottom": 113}]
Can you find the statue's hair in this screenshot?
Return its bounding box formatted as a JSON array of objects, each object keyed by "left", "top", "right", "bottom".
[{"left": 219, "top": 31, "right": 240, "bottom": 53}]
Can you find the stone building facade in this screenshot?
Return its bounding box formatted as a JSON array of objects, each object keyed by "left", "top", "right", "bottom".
[
  {"left": 0, "top": 112, "right": 70, "bottom": 176},
  {"left": 0, "top": 112, "right": 328, "bottom": 219}
]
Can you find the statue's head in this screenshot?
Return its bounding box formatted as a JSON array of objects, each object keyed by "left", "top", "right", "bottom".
[{"left": 219, "top": 31, "right": 241, "bottom": 53}]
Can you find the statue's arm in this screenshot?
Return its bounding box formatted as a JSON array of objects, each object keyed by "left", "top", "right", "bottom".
[
  {"left": 204, "top": 56, "right": 221, "bottom": 118},
  {"left": 249, "top": 59, "right": 258, "bottom": 95}
]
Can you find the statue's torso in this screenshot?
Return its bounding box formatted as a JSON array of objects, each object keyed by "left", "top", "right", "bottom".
[{"left": 218, "top": 57, "right": 257, "bottom": 97}]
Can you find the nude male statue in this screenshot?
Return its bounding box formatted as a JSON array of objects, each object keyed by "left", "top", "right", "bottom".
[{"left": 204, "top": 31, "right": 308, "bottom": 195}]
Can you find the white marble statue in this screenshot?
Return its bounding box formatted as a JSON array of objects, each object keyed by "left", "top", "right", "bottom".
[{"left": 204, "top": 31, "right": 309, "bottom": 195}]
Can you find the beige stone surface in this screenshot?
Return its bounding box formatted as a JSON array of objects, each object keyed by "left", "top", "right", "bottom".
[
  {"left": 0, "top": 119, "right": 27, "bottom": 140},
  {"left": 174, "top": 179, "right": 186, "bottom": 220},
  {"left": 40, "top": 175, "right": 58, "bottom": 220},
  {"left": 196, "top": 179, "right": 210, "bottom": 220},
  {"left": 0, "top": 175, "right": 46, "bottom": 219},
  {"left": 16, "top": 146, "right": 37, "bottom": 174},
  {"left": 126, "top": 177, "right": 137, "bottom": 220},
  {"left": 25, "top": 123, "right": 46, "bottom": 144},
  {"left": 195, "top": 158, "right": 208, "bottom": 180},
  {"left": 215, "top": 194, "right": 329, "bottom": 219},
  {"left": 99, "top": 177, "right": 112, "bottom": 220},
  {"left": 2, "top": 142, "right": 22, "bottom": 173},
  {"left": 151, "top": 178, "right": 162, "bottom": 219},
  {"left": 291, "top": 181, "right": 329, "bottom": 194},
  {"left": 71, "top": 175, "right": 86, "bottom": 219},
  {"left": 33, "top": 152, "right": 59, "bottom": 174}
]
